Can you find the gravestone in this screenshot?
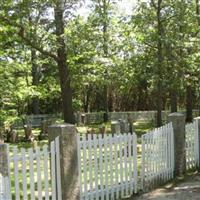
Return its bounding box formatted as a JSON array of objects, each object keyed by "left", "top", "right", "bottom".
[{"left": 111, "top": 121, "right": 121, "bottom": 134}]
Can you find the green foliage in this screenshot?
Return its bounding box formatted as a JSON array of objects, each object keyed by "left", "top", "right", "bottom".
[{"left": 0, "top": 0, "right": 200, "bottom": 124}]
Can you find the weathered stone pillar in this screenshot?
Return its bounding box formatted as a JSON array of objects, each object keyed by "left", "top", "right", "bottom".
[
  {"left": 111, "top": 121, "right": 121, "bottom": 134},
  {"left": 194, "top": 117, "right": 200, "bottom": 169},
  {"left": 0, "top": 144, "right": 10, "bottom": 199},
  {"left": 168, "top": 113, "right": 186, "bottom": 176},
  {"left": 48, "top": 124, "right": 79, "bottom": 200}
]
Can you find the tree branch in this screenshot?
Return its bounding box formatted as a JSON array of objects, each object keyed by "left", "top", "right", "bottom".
[
  {"left": 151, "top": 0, "right": 157, "bottom": 9},
  {"left": 0, "top": 15, "right": 58, "bottom": 61}
]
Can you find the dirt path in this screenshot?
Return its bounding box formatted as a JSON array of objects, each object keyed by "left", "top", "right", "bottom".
[{"left": 133, "top": 174, "right": 200, "bottom": 200}]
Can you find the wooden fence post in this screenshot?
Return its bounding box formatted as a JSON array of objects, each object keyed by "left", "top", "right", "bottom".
[
  {"left": 48, "top": 124, "right": 79, "bottom": 200},
  {"left": 168, "top": 112, "right": 186, "bottom": 176},
  {"left": 194, "top": 117, "right": 200, "bottom": 169},
  {"left": 0, "top": 144, "right": 10, "bottom": 200}
]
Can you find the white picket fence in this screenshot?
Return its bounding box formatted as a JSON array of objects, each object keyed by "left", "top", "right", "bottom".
[
  {"left": 185, "top": 120, "right": 199, "bottom": 170},
  {"left": 4, "top": 137, "right": 61, "bottom": 200},
  {"left": 77, "top": 133, "right": 138, "bottom": 200},
  {"left": 141, "top": 123, "right": 174, "bottom": 190},
  {"left": 1, "top": 118, "right": 200, "bottom": 199}
]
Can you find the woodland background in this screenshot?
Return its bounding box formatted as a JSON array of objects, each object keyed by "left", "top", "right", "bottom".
[{"left": 0, "top": 0, "right": 200, "bottom": 128}]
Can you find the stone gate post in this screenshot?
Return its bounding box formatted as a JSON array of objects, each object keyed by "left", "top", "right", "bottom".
[
  {"left": 0, "top": 144, "right": 10, "bottom": 200},
  {"left": 168, "top": 113, "right": 186, "bottom": 176},
  {"left": 48, "top": 124, "right": 79, "bottom": 200},
  {"left": 194, "top": 117, "right": 200, "bottom": 169}
]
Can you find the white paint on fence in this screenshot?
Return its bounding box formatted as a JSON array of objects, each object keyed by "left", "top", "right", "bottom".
[
  {"left": 78, "top": 133, "right": 138, "bottom": 200},
  {"left": 5, "top": 137, "right": 61, "bottom": 200},
  {"left": 185, "top": 120, "right": 199, "bottom": 170},
  {"left": 141, "top": 123, "right": 174, "bottom": 190},
  {"left": 0, "top": 175, "right": 10, "bottom": 200}
]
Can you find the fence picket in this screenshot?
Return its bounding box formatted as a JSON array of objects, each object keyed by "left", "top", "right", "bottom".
[
  {"left": 13, "top": 147, "right": 20, "bottom": 200},
  {"left": 50, "top": 141, "right": 56, "bottom": 200},
  {"left": 93, "top": 134, "right": 99, "bottom": 200},
  {"left": 104, "top": 135, "right": 109, "bottom": 200},
  {"left": 43, "top": 145, "right": 49, "bottom": 200},
  {"left": 36, "top": 147, "right": 42, "bottom": 200},
  {"left": 109, "top": 135, "right": 114, "bottom": 199},
  {"left": 133, "top": 133, "right": 138, "bottom": 194},
  {"left": 114, "top": 135, "right": 119, "bottom": 199},
  {"left": 88, "top": 134, "right": 93, "bottom": 200},
  {"left": 6, "top": 145, "right": 12, "bottom": 200},
  {"left": 98, "top": 134, "right": 104, "bottom": 200},
  {"left": 29, "top": 148, "right": 35, "bottom": 200},
  {"left": 55, "top": 137, "right": 62, "bottom": 200},
  {"left": 124, "top": 134, "right": 128, "bottom": 196},
  {"left": 21, "top": 148, "right": 28, "bottom": 200}
]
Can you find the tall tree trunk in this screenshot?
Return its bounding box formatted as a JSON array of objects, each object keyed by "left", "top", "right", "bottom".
[
  {"left": 166, "top": 42, "right": 178, "bottom": 113},
  {"left": 31, "top": 49, "right": 40, "bottom": 114},
  {"left": 103, "top": 0, "right": 109, "bottom": 122},
  {"left": 170, "top": 89, "right": 178, "bottom": 113},
  {"left": 186, "top": 85, "right": 193, "bottom": 122},
  {"left": 54, "top": 0, "right": 74, "bottom": 123},
  {"left": 196, "top": 0, "right": 200, "bottom": 26},
  {"left": 156, "top": 0, "right": 163, "bottom": 127},
  {"left": 83, "top": 85, "right": 91, "bottom": 113}
]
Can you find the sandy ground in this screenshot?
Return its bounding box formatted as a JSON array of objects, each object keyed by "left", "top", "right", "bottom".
[{"left": 133, "top": 173, "right": 200, "bottom": 200}]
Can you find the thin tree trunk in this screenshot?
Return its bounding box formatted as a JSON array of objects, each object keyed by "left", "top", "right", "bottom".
[
  {"left": 54, "top": 0, "right": 74, "bottom": 123},
  {"left": 186, "top": 85, "right": 193, "bottom": 122},
  {"left": 156, "top": 0, "right": 163, "bottom": 127},
  {"left": 170, "top": 89, "right": 178, "bottom": 113},
  {"left": 196, "top": 0, "right": 200, "bottom": 26},
  {"left": 31, "top": 49, "right": 40, "bottom": 114},
  {"left": 103, "top": 0, "right": 109, "bottom": 122}
]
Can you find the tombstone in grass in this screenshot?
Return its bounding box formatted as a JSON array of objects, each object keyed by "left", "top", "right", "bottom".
[
  {"left": 39, "top": 119, "right": 55, "bottom": 140},
  {"left": 81, "top": 113, "right": 86, "bottom": 125},
  {"left": 119, "top": 119, "right": 130, "bottom": 133},
  {"left": 75, "top": 112, "right": 82, "bottom": 125},
  {"left": 24, "top": 124, "right": 32, "bottom": 141},
  {"left": 0, "top": 128, "right": 4, "bottom": 143},
  {"left": 48, "top": 124, "right": 79, "bottom": 200},
  {"left": 99, "top": 124, "right": 106, "bottom": 136},
  {"left": 111, "top": 121, "right": 121, "bottom": 134},
  {"left": 168, "top": 112, "right": 186, "bottom": 176},
  {"left": 10, "top": 129, "right": 18, "bottom": 143},
  {"left": 127, "top": 113, "right": 134, "bottom": 133}
]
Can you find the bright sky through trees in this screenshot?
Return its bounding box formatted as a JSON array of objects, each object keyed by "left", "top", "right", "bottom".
[{"left": 77, "top": 0, "right": 137, "bottom": 17}]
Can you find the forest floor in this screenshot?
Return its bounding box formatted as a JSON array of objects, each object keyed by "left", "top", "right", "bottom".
[{"left": 132, "top": 173, "right": 200, "bottom": 200}]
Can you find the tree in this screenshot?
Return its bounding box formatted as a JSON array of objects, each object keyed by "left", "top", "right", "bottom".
[{"left": 0, "top": 0, "right": 80, "bottom": 123}]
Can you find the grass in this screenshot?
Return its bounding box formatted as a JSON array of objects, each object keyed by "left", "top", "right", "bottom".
[{"left": 133, "top": 121, "right": 154, "bottom": 137}]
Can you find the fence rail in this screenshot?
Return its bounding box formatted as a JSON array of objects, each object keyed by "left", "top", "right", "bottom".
[{"left": 78, "top": 133, "right": 138, "bottom": 200}]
